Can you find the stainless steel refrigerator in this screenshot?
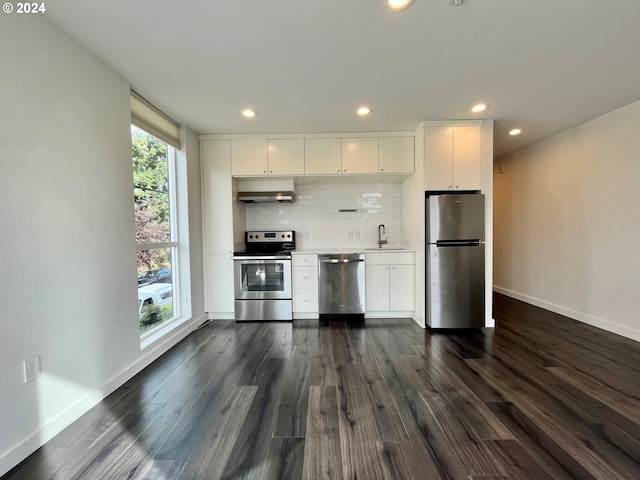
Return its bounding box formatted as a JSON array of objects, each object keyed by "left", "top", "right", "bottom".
[{"left": 426, "top": 193, "right": 485, "bottom": 328}]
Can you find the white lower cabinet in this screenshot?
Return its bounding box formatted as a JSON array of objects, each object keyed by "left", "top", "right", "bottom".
[
  {"left": 365, "top": 252, "right": 415, "bottom": 317},
  {"left": 292, "top": 254, "right": 318, "bottom": 318},
  {"left": 205, "top": 254, "right": 235, "bottom": 319}
]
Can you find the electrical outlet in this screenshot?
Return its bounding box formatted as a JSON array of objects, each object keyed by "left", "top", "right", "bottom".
[
  {"left": 347, "top": 231, "right": 353, "bottom": 239},
  {"left": 24, "top": 355, "right": 41, "bottom": 383}
]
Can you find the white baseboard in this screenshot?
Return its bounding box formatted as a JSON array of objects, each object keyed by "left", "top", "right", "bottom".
[
  {"left": 0, "top": 313, "right": 205, "bottom": 477},
  {"left": 208, "top": 312, "right": 235, "bottom": 320},
  {"left": 293, "top": 312, "right": 319, "bottom": 320},
  {"left": 493, "top": 286, "right": 640, "bottom": 342},
  {"left": 0, "top": 389, "right": 106, "bottom": 476},
  {"left": 412, "top": 316, "right": 426, "bottom": 328}
]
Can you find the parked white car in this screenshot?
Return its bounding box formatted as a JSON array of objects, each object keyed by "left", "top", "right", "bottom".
[{"left": 138, "top": 283, "right": 173, "bottom": 319}]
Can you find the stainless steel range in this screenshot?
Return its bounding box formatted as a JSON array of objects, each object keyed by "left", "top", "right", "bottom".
[{"left": 233, "top": 231, "right": 295, "bottom": 321}]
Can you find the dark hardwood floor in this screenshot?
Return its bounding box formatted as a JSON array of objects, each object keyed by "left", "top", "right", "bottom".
[{"left": 4, "top": 293, "right": 640, "bottom": 479}]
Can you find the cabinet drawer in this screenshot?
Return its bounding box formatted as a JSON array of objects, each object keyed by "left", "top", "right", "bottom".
[
  {"left": 292, "top": 253, "right": 318, "bottom": 267},
  {"left": 292, "top": 266, "right": 318, "bottom": 288},
  {"left": 365, "top": 252, "right": 415, "bottom": 266},
  {"left": 293, "top": 288, "right": 319, "bottom": 312}
]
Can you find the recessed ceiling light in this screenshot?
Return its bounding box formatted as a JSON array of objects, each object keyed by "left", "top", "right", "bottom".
[
  {"left": 242, "top": 109, "right": 258, "bottom": 118},
  {"left": 471, "top": 103, "right": 489, "bottom": 113},
  {"left": 356, "top": 106, "right": 372, "bottom": 117},
  {"left": 386, "top": 0, "right": 416, "bottom": 12},
  {"left": 508, "top": 128, "right": 522, "bottom": 136}
]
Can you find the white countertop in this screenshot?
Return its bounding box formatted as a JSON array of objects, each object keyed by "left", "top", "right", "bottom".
[{"left": 293, "top": 247, "right": 414, "bottom": 254}]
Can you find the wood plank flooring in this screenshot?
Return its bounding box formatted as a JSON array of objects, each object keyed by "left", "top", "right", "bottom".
[{"left": 3, "top": 293, "right": 640, "bottom": 479}]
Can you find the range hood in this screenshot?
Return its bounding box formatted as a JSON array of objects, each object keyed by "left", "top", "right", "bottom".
[
  {"left": 236, "top": 191, "right": 295, "bottom": 203},
  {"left": 236, "top": 178, "right": 296, "bottom": 203}
]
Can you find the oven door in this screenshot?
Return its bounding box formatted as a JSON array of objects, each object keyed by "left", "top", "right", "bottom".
[{"left": 234, "top": 258, "right": 292, "bottom": 300}]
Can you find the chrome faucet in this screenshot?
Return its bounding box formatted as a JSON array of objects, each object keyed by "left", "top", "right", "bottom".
[{"left": 378, "top": 224, "right": 387, "bottom": 247}]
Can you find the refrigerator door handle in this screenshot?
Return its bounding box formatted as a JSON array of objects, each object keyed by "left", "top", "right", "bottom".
[{"left": 436, "top": 239, "right": 482, "bottom": 247}]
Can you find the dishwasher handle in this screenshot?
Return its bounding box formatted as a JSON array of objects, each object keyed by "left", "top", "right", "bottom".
[{"left": 319, "top": 254, "right": 365, "bottom": 264}]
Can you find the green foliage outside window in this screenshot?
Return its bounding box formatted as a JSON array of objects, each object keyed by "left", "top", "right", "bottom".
[{"left": 132, "top": 125, "right": 171, "bottom": 272}]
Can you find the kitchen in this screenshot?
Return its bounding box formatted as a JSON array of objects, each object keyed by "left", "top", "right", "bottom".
[
  {"left": 201, "top": 126, "right": 494, "bottom": 327},
  {"left": 3, "top": 1, "right": 640, "bottom": 478}
]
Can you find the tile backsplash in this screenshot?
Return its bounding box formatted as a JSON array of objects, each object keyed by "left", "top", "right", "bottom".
[{"left": 245, "top": 181, "right": 403, "bottom": 249}]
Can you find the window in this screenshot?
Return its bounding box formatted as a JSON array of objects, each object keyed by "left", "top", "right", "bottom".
[{"left": 132, "top": 125, "right": 179, "bottom": 334}]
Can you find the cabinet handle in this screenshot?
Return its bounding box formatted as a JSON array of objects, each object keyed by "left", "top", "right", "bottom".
[
  {"left": 448, "top": 185, "right": 452, "bottom": 189},
  {"left": 337, "top": 169, "right": 341, "bottom": 173},
  {"left": 264, "top": 170, "right": 267, "bottom": 174},
  {"left": 455, "top": 185, "right": 459, "bottom": 189},
  {"left": 343, "top": 169, "right": 347, "bottom": 173},
  {"left": 380, "top": 168, "right": 384, "bottom": 172}
]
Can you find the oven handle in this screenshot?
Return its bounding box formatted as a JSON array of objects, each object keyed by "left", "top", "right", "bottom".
[{"left": 233, "top": 255, "right": 292, "bottom": 261}]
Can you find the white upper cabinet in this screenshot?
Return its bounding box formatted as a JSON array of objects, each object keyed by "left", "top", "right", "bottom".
[
  {"left": 305, "top": 138, "right": 342, "bottom": 174},
  {"left": 229, "top": 133, "right": 415, "bottom": 177},
  {"left": 424, "top": 126, "right": 481, "bottom": 190},
  {"left": 267, "top": 139, "right": 305, "bottom": 175},
  {"left": 231, "top": 139, "right": 268, "bottom": 176},
  {"left": 201, "top": 140, "right": 234, "bottom": 254},
  {"left": 379, "top": 136, "right": 414, "bottom": 174},
  {"left": 342, "top": 137, "right": 379, "bottom": 174},
  {"left": 231, "top": 138, "right": 304, "bottom": 176},
  {"left": 451, "top": 126, "right": 481, "bottom": 190}
]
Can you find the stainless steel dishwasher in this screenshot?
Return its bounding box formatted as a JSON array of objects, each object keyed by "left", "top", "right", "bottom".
[{"left": 318, "top": 253, "right": 365, "bottom": 318}]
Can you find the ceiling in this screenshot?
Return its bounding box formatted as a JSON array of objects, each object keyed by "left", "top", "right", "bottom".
[{"left": 45, "top": 0, "right": 640, "bottom": 157}]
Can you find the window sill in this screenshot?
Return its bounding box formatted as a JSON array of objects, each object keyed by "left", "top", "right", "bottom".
[{"left": 140, "top": 315, "right": 192, "bottom": 350}]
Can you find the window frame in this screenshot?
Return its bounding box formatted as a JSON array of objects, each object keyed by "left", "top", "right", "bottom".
[{"left": 132, "top": 129, "right": 183, "bottom": 341}]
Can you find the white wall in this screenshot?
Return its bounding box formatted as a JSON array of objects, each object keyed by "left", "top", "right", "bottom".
[
  {"left": 179, "top": 126, "right": 205, "bottom": 322},
  {"left": 402, "top": 128, "right": 425, "bottom": 326},
  {"left": 494, "top": 100, "right": 640, "bottom": 341},
  {"left": 245, "top": 180, "right": 404, "bottom": 249},
  {"left": 0, "top": 15, "right": 203, "bottom": 475}
]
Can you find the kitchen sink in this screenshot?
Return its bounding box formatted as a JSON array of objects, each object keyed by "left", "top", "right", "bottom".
[{"left": 365, "top": 247, "right": 406, "bottom": 251}]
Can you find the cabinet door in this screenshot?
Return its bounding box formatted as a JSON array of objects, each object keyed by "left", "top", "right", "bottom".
[
  {"left": 202, "top": 140, "right": 234, "bottom": 254},
  {"left": 205, "top": 254, "right": 235, "bottom": 315},
  {"left": 452, "top": 126, "right": 481, "bottom": 190},
  {"left": 231, "top": 139, "right": 268, "bottom": 175},
  {"left": 292, "top": 266, "right": 318, "bottom": 289},
  {"left": 293, "top": 288, "right": 319, "bottom": 313},
  {"left": 365, "top": 265, "right": 390, "bottom": 311},
  {"left": 304, "top": 138, "right": 342, "bottom": 174},
  {"left": 379, "top": 136, "right": 414, "bottom": 173},
  {"left": 424, "top": 126, "right": 454, "bottom": 190},
  {"left": 267, "top": 139, "right": 304, "bottom": 175},
  {"left": 342, "top": 137, "right": 378, "bottom": 174},
  {"left": 389, "top": 264, "right": 415, "bottom": 311}
]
